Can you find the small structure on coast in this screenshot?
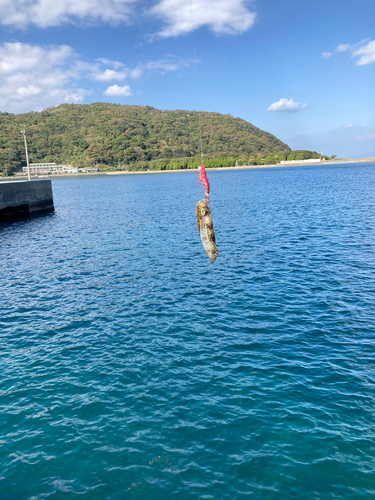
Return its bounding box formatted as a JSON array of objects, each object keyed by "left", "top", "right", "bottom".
[
  {"left": 0, "top": 180, "right": 54, "bottom": 222},
  {"left": 21, "top": 163, "right": 78, "bottom": 174}
]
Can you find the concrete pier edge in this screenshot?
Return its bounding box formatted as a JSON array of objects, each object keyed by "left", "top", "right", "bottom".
[{"left": 0, "top": 180, "right": 54, "bottom": 222}]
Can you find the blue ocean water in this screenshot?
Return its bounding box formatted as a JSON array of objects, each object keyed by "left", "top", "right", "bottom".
[{"left": 1, "top": 163, "right": 375, "bottom": 499}]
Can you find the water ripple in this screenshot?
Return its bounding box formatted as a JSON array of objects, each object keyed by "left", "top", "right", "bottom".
[{"left": 1, "top": 164, "right": 375, "bottom": 499}]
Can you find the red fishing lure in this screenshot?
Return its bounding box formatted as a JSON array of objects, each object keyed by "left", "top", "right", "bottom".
[{"left": 197, "top": 162, "right": 210, "bottom": 198}]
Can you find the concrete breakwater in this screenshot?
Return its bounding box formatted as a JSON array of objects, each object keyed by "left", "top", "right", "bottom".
[{"left": 0, "top": 180, "right": 54, "bottom": 222}]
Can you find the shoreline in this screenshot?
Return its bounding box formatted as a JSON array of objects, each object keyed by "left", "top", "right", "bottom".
[{"left": 1, "top": 157, "right": 374, "bottom": 181}]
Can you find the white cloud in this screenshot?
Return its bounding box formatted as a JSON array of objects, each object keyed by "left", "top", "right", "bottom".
[
  {"left": 95, "top": 58, "right": 125, "bottom": 70},
  {"left": 346, "top": 124, "right": 369, "bottom": 130},
  {"left": 0, "top": 42, "right": 90, "bottom": 112},
  {"left": 103, "top": 84, "right": 133, "bottom": 96},
  {"left": 0, "top": 42, "right": 74, "bottom": 74},
  {"left": 0, "top": 0, "right": 258, "bottom": 40},
  {"left": 130, "top": 58, "right": 184, "bottom": 78},
  {"left": 0, "top": 0, "right": 136, "bottom": 29},
  {"left": 352, "top": 40, "right": 375, "bottom": 66},
  {"left": 91, "top": 69, "right": 129, "bottom": 81},
  {"left": 336, "top": 44, "right": 350, "bottom": 52},
  {"left": 143, "top": 60, "right": 180, "bottom": 72},
  {"left": 0, "top": 42, "right": 189, "bottom": 112},
  {"left": 63, "top": 91, "right": 88, "bottom": 103},
  {"left": 17, "top": 85, "right": 41, "bottom": 97},
  {"left": 267, "top": 98, "right": 307, "bottom": 113},
  {"left": 322, "top": 39, "right": 375, "bottom": 66},
  {"left": 130, "top": 67, "right": 144, "bottom": 79},
  {"left": 149, "top": 0, "right": 256, "bottom": 38}
]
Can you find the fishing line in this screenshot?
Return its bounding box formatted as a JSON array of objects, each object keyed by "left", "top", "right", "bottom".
[
  {"left": 190, "top": 1, "right": 219, "bottom": 264},
  {"left": 190, "top": 0, "right": 204, "bottom": 162}
]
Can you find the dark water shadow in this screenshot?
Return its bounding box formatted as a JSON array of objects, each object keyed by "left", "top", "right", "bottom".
[{"left": 0, "top": 209, "right": 56, "bottom": 232}]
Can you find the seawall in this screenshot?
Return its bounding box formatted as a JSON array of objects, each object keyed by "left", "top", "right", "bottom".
[{"left": 0, "top": 180, "right": 54, "bottom": 221}]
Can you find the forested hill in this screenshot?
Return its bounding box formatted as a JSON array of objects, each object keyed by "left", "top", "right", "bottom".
[{"left": 0, "top": 102, "right": 290, "bottom": 174}]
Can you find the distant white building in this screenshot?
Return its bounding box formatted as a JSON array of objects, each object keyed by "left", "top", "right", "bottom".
[
  {"left": 22, "top": 162, "right": 72, "bottom": 174},
  {"left": 280, "top": 158, "right": 323, "bottom": 165}
]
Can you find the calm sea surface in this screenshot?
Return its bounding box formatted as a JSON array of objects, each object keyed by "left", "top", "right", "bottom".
[{"left": 1, "top": 163, "right": 375, "bottom": 499}]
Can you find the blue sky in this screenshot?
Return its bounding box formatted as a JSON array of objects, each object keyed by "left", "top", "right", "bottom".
[{"left": 0, "top": 0, "right": 374, "bottom": 158}]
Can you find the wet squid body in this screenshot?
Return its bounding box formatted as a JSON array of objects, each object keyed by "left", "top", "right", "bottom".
[{"left": 196, "top": 198, "right": 219, "bottom": 264}]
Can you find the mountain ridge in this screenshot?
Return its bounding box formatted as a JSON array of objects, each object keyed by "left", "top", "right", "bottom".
[{"left": 0, "top": 102, "right": 291, "bottom": 174}]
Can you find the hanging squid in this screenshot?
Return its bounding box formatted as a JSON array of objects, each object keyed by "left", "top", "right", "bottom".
[{"left": 196, "top": 162, "right": 219, "bottom": 264}]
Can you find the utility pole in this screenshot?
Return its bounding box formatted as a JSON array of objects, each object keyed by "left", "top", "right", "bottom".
[{"left": 21, "top": 130, "right": 31, "bottom": 181}]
